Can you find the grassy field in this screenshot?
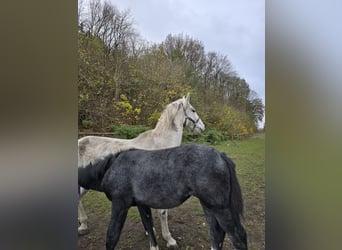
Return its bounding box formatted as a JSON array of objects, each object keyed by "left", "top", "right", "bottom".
[{"left": 78, "top": 134, "right": 265, "bottom": 249}]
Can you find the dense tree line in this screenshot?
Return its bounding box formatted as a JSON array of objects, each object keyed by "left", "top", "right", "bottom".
[{"left": 78, "top": 0, "right": 264, "bottom": 135}]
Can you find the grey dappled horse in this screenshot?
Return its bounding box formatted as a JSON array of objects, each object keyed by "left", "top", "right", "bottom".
[
  {"left": 78, "top": 144, "right": 247, "bottom": 250},
  {"left": 78, "top": 94, "right": 205, "bottom": 247}
]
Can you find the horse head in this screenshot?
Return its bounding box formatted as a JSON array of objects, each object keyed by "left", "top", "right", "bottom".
[{"left": 180, "top": 93, "right": 205, "bottom": 133}]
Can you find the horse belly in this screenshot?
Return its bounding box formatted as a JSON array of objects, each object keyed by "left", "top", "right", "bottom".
[
  {"left": 138, "top": 196, "right": 189, "bottom": 209},
  {"left": 133, "top": 186, "right": 191, "bottom": 209}
]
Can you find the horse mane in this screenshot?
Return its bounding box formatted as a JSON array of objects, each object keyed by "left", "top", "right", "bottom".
[{"left": 154, "top": 98, "right": 183, "bottom": 131}]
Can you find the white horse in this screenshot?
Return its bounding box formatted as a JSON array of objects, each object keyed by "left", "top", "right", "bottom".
[{"left": 78, "top": 93, "right": 205, "bottom": 248}]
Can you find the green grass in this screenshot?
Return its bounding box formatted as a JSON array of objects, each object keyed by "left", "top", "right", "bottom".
[
  {"left": 82, "top": 191, "right": 111, "bottom": 215},
  {"left": 214, "top": 137, "right": 265, "bottom": 191},
  {"left": 126, "top": 207, "right": 141, "bottom": 222},
  {"left": 82, "top": 191, "right": 141, "bottom": 222}
]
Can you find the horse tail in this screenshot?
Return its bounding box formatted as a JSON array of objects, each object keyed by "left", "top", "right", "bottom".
[{"left": 220, "top": 152, "right": 244, "bottom": 220}]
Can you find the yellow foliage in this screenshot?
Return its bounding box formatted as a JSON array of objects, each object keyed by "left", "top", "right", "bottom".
[
  {"left": 113, "top": 94, "right": 141, "bottom": 124},
  {"left": 148, "top": 111, "right": 161, "bottom": 127},
  {"left": 120, "top": 94, "right": 128, "bottom": 101},
  {"left": 203, "top": 101, "right": 256, "bottom": 136}
]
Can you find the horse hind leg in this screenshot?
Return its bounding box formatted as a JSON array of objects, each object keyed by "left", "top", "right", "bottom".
[
  {"left": 158, "top": 209, "right": 178, "bottom": 248},
  {"left": 200, "top": 202, "right": 225, "bottom": 250},
  {"left": 138, "top": 205, "right": 159, "bottom": 250},
  {"left": 213, "top": 208, "right": 247, "bottom": 250}
]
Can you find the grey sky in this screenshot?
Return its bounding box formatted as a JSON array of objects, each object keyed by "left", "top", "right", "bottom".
[{"left": 112, "top": 0, "right": 265, "bottom": 106}]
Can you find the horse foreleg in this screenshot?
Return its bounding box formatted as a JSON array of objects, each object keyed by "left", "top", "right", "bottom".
[
  {"left": 158, "top": 209, "right": 177, "bottom": 248},
  {"left": 78, "top": 200, "right": 89, "bottom": 234},
  {"left": 138, "top": 205, "right": 159, "bottom": 250},
  {"left": 200, "top": 202, "right": 225, "bottom": 250},
  {"left": 106, "top": 202, "right": 128, "bottom": 250}
]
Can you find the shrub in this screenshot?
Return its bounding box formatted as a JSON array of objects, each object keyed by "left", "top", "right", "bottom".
[
  {"left": 204, "top": 129, "right": 227, "bottom": 144},
  {"left": 182, "top": 130, "right": 204, "bottom": 143},
  {"left": 109, "top": 124, "right": 150, "bottom": 139},
  {"left": 109, "top": 125, "right": 228, "bottom": 144},
  {"left": 82, "top": 119, "right": 93, "bottom": 129},
  {"left": 182, "top": 128, "right": 227, "bottom": 145}
]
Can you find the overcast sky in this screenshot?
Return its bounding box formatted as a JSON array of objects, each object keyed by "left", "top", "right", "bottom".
[{"left": 112, "top": 0, "right": 265, "bottom": 105}]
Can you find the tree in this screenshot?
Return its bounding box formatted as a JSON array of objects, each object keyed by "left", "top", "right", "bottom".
[
  {"left": 247, "top": 90, "right": 264, "bottom": 126},
  {"left": 77, "top": 2, "right": 264, "bottom": 135}
]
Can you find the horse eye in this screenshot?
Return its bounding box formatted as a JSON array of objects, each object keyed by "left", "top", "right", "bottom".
[{"left": 192, "top": 109, "right": 196, "bottom": 113}]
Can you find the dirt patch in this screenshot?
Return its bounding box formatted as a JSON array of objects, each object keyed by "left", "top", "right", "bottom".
[{"left": 78, "top": 197, "right": 264, "bottom": 250}]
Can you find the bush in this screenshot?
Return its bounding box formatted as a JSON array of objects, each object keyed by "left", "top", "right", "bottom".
[
  {"left": 182, "top": 130, "right": 204, "bottom": 143},
  {"left": 182, "top": 128, "right": 227, "bottom": 145},
  {"left": 204, "top": 129, "right": 227, "bottom": 144},
  {"left": 82, "top": 119, "right": 93, "bottom": 129},
  {"left": 109, "top": 124, "right": 150, "bottom": 139},
  {"left": 108, "top": 125, "right": 228, "bottom": 144}
]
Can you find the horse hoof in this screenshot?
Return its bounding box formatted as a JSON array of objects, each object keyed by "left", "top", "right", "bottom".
[
  {"left": 78, "top": 228, "right": 90, "bottom": 235},
  {"left": 166, "top": 243, "right": 179, "bottom": 249}
]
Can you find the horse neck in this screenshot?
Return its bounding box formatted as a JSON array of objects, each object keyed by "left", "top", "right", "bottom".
[
  {"left": 79, "top": 165, "right": 102, "bottom": 192},
  {"left": 152, "top": 109, "right": 184, "bottom": 146}
]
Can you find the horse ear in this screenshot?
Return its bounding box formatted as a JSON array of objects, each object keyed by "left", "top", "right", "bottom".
[{"left": 185, "top": 93, "right": 190, "bottom": 103}]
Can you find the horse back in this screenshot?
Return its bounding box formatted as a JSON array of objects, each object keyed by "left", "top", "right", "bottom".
[{"left": 78, "top": 136, "right": 133, "bottom": 167}]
